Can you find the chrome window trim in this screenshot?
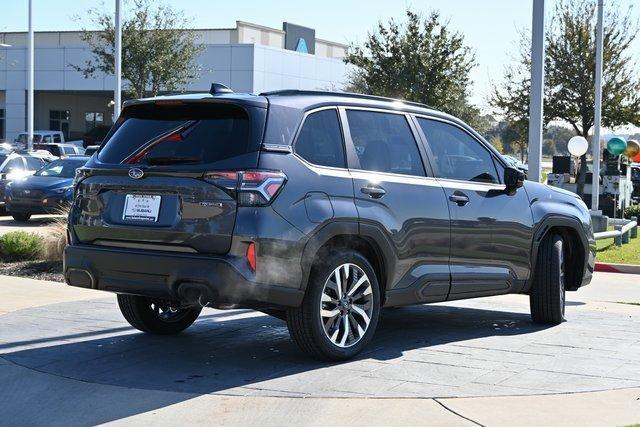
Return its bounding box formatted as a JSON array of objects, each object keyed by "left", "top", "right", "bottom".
[{"left": 349, "top": 168, "right": 441, "bottom": 188}]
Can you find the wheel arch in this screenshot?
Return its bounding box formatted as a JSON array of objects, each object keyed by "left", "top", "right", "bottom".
[
  {"left": 527, "top": 215, "right": 589, "bottom": 292},
  {"left": 300, "top": 221, "right": 396, "bottom": 305}
]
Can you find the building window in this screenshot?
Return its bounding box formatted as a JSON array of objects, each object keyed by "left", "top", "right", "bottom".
[
  {"left": 85, "top": 112, "right": 104, "bottom": 132},
  {"left": 0, "top": 109, "right": 4, "bottom": 140},
  {"left": 49, "top": 110, "right": 70, "bottom": 139}
]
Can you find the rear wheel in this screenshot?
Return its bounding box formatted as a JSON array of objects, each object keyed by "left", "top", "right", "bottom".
[
  {"left": 117, "top": 294, "right": 202, "bottom": 334},
  {"left": 12, "top": 213, "right": 31, "bottom": 222},
  {"left": 530, "top": 234, "right": 566, "bottom": 324},
  {"left": 287, "top": 249, "right": 380, "bottom": 360}
]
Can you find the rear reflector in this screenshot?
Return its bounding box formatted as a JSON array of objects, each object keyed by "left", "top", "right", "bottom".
[{"left": 246, "top": 242, "right": 256, "bottom": 272}]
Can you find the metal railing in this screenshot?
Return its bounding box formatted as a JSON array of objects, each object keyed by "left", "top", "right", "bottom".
[{"left": 593, "top": 216, "right": 638, "bottom": 247}]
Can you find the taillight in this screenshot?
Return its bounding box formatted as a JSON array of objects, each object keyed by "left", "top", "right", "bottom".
[
  {"left": 203, "top": 170, "right": 286, "bottom": 206},
  {"left": 246, "top": 242, "right": 256, "bottom": 272}
]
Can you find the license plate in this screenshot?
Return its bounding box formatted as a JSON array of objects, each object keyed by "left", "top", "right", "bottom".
[{"left": 123, "top": 194, "right": 161, "bottom": 222}]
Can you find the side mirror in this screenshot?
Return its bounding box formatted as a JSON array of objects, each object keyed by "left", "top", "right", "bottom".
[{"left": 504, "top": 167, "right": 525, "bottom": 191}]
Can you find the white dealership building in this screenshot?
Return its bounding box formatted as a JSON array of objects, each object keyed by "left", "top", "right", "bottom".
[{"left": 0, "top": 21, "right": 349, "bottom": 141}]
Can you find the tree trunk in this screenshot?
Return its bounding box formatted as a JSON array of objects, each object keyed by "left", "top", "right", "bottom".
[{"left": 576, "top": 153, "right": 587, "bottom": 199}]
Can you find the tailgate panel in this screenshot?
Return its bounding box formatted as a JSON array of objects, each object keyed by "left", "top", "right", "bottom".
[{"left": 73, "top": 174, "right": 236, "bottom": 254}]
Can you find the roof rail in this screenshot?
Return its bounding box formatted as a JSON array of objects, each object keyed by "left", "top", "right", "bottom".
[
  {"left": 210, "top": 83, "right": 234, "bottom": 95},
  {"left": 258, "top": 89, "right": 434, "bottom": 110}
]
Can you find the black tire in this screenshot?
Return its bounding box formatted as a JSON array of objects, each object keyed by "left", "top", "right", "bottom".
[
  {"left": 286, "top": 249, "right": 381, "bottom": 361},
  {"left": 530, "top": 234, "right": 566, "bottom": 324},
  {"left": 117, "top": 294, "right": 202, "bottom": 334},
  {"left": 12, "top": 213, "right": 31, "bottom": 222},
  {"left": 259, "top": 309, "right": 287, "bottom": 321}
]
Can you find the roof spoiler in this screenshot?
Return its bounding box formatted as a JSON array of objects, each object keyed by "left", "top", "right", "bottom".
[{"left": 210, "top": 83, "right": 234, "bottom": 95}]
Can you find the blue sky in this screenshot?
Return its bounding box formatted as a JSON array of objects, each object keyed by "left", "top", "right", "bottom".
[{"left": 2, "top": 0, "right": 639, "bottom": 110}]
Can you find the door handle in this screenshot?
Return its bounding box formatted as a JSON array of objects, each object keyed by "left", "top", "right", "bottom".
[
  {"left": 449, "top": 193, "right": 469, "bottom": 206},
  {"left": 361, "top": 185, "right": 386, "bottom": 199}
]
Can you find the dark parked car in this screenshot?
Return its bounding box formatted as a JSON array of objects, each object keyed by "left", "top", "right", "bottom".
[
  {"left": 64, "top": 86, "right": 595, "bottom": 360},
  {"left": 82, "top": 125, "right": 111, "bottom": 148},
  {"left": 6, "top": 156, "right": 89, "bottom": 221},
  {"left": 0, "top": 153, "right": 50, "bottom": 207}
]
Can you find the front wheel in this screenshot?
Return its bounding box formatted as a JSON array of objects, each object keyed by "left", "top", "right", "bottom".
[
  {"left": 530, "top": 234, "right": 566, "bottom": 324},
  {"left": 287, "top": 249, "right": 381, "bottom": 361},
  {"left": 117, "top": 294, "right": 202, "bottom": 334}
]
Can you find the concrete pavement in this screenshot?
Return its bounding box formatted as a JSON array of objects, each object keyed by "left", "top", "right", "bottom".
[
  {"left": 0, "top": 212, "right": 61, "bottom": 237},
  {"left": 0, "top": 273, "right": 639, "bottom": 425}
]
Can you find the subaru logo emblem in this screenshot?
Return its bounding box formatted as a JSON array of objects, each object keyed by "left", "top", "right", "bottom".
[{"left": 128, "top": 168, "right": 144, "bottom": 179}]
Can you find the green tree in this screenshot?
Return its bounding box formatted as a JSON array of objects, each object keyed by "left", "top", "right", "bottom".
[
  {"left": 489, "top": 32, "right": 540, "bottom": 161},
  {"left": 488, "top": 136, "right": 504, "bottom": 153},
  {"left": 483, "top": 120, "right": 523, "bottom": 157},
  {"left": 345, "top": 9, "right": 483, "bottom": 129},
  {"left": 491, "top": 0, "right": 640, "bottom": 197},
  {"left": 73, "top": 0, "right": 204, "bottom": 98},
  {"left": 544, "top": 125, "right": 575, "bottom": 155}
]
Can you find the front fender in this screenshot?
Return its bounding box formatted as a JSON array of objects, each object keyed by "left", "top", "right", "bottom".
[{"left": 524, "top": 182, "right": 595, "bottom": 291}]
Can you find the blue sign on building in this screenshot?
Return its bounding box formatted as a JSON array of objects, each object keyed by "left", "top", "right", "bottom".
[{"left": 295, "top": 38, "right": 309, "bottom": 53}]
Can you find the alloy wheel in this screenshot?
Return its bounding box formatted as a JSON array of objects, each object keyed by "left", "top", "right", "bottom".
[{"left": 319, "top": 263, "right": 374, "bottom": 348}]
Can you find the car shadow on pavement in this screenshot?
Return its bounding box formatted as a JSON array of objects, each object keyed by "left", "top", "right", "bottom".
[{"left": 0, "top": 301, "right": 553, "bottom": 424}]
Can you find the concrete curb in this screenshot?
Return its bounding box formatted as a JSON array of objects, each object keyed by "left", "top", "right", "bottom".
[{"left": 594, "top": 262, "right": 640, "bottom": 274}]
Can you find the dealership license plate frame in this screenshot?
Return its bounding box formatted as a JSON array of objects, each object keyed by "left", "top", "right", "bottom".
[{"left": 122, "top": 194, "right": 162, "bottom": 222}]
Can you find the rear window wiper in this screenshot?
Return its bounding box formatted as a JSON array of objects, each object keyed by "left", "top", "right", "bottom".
[
  {"left": 123, "top": 120, "right": 200, "bottom": 164},
  {"left": 142, "top": 156, "right": 201, "bottom": 165}
]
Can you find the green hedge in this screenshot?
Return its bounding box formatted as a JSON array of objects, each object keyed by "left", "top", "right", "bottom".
[
  {"left": 0, "top": 231, "right": 42, "bottom": 261},
  {"left": 624, "top": 205, "right": 640, "bottom": 222}
]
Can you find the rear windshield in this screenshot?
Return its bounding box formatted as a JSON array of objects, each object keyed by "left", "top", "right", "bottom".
[{"left": 98, "top": 103, "right": 251, "bottom": 165}]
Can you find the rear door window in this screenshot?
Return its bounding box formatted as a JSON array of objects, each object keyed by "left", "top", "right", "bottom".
[
  {"left": 98, "top": 103, "right": 251, "bottom": 165},
  {"left": 294, "top": 109, "right": 345, "bottom": 168},
  {"left": 346, "top": 110, "right": 425, "bottom": 177}
]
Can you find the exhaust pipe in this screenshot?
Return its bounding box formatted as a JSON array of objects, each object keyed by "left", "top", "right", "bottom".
[{"left": 177, "top": 282, "right": 214, "bottom": 308}]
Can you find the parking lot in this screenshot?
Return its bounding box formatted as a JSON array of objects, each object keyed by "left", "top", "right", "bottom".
[
  {"left": 0, "top": 212, "right": 62, "bottom": 236},
  {"left": 1, "top": 272, "right": 639, "bottom": 425}
]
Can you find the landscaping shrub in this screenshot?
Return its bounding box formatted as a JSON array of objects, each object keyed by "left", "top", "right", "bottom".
[
  {"left": 41, "top": 215, "right": 68, "bottom": 262},
  {"left": 0, "top": 231, "right": 42, "bottom": 261},
  {"left": 624, "top": 205, "right": 640, "bottom": 223}
]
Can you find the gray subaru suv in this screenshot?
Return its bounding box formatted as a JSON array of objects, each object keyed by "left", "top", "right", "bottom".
[{"left": 64, "top": 84, "right": 595, "bottom": 360}]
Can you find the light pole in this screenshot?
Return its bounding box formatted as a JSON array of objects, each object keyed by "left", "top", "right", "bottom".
[
  {"left": 114, "top": 0, "right": 122, "bottom": 119},
  {"left": 527, "top": 0, "right": 546, "bottom": 183},
  {"left": 27, "top": 0, "right": 34, "bottom": 152},
  {"left": 591, "top": 0, "right": 604, "bottom": 211}
]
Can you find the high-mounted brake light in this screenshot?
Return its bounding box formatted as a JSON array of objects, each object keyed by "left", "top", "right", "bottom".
[{"left": 203, "top": 170, "right": 286, "bottom": 206}]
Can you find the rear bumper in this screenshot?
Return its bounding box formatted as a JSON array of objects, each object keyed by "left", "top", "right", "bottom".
[{"left": 63, "top": 244, "right": 304, "bottom": 308}]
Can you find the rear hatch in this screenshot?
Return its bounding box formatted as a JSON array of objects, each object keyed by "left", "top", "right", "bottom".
[{"left": 71, "top": 99, "right": 266, "bottom": 254}]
